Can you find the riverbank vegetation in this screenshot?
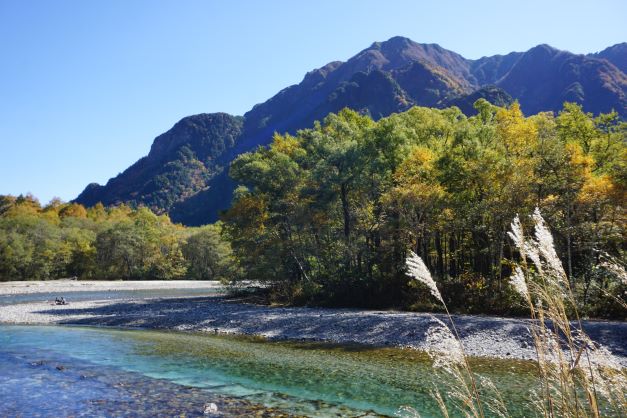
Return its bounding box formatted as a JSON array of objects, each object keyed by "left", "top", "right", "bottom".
[
  {"left": 225, "top": 101, "right": 625, "bottom": 317},
  {"left": 0, "top": 196, "right": 235, "bottom": 282},
  {"left": 1, "top": 101, "right": 624, "bottom": 318},
  {"left": 402, "top": 210, "right": 626, "bottom": 417}
]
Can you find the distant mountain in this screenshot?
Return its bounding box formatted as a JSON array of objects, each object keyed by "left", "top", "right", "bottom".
[
  {"left": 496, "top": 44, "right": 626, "bottom": 116},
  {"left": 588, "top": 43, "right": 627, "bottom": 73},
  {"left": 75, "top": 36, "right": 627, "bottom": 225}
]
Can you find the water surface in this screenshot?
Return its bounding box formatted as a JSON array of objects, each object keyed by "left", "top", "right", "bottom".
[{"left": 0, "top": 325, "right": 548, "bottom": 417}]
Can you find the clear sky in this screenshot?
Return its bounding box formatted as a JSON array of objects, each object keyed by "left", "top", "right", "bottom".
[{"left": 1, "top": 0, "right": 625, "bottom": 204}]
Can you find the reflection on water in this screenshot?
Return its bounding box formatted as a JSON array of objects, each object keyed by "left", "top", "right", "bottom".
[{"left": 0, "top": 325, "right": 549, "bottom": 417}]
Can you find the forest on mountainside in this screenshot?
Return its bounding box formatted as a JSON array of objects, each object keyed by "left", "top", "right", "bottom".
[{"left": 2, "top": 101, "right": 625, "bottom": 318}]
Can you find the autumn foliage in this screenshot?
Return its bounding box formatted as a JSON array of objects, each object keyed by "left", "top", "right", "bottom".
[{"left": 224, "top": 102, "right": 625, "bottom": 316}]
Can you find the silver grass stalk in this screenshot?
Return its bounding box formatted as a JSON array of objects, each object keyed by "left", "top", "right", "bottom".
[
  {"left": 524, "top": 242, "right": 543, "bottom": 275},
  {"left": 507, "top": 215, "right": 525, "bottom": 256},
  {"left": 509, "top": 266, "right": 529, "bottom": 299},
  {"left": 477, "top": 375, "right": 509, "bottom": 418},
  {"left": 508, "top": 213, "right": 544, "bottom": 274},
  {"left": 425, "top": 317, "right": 465, "bottom": 370},
  {"left": 507, "top": 208, "right": 627, "bottom": 417},
  {"left": 423, "top": 317, "right": 487, "bottom": 418},
  {"left": 404, "top": 253, "right": 488, "bottom": 418},
  {"left": 531, "top": 207, "right": 567, "bottom": 281},
  {"left": 406, "top": 250, "right": 444, "bottom": 304}
]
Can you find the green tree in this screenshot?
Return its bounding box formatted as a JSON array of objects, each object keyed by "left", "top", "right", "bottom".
[{"left": 183, "top": 223, "right": 236, "bottom": 281}]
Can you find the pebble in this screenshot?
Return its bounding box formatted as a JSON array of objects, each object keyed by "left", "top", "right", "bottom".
[
  {"left": 204, "top": 402, "right": 218, "bottom": 414},
  {"left": 2, "top": 289, "right": 626, "bottom": 366}
]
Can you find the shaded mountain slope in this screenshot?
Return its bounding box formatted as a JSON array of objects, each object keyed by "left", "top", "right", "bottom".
[
  {"left": 443, "top": 86, "right": 514, "bottom": 116},
  {"left": 496, "top": 44, "right": 626, "bottom": 116},
  {"left": 76, "top": 113, "right": 243, "bottom": 213},
  {"left": 470, "top": 51, "right": 524, "bottom": 85},
  {"left": 589, "top": 42, "right": 627, "bottom": 74}
]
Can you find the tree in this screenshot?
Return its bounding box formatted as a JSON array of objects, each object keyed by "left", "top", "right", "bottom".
[{"left": 183, "top": 224, "right": 236, "bottom": 281}]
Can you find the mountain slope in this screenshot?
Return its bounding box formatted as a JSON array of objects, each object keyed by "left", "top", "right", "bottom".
[
  {"left": 76, "top": 113, "right": 243, "bottom": 214},
  {"left": 443, "top": 86, "right": 514, "bottom": 115},
  {"left": 496, "top": 44, "right": 626, "bottom": 116},
  {"left": 75, "top": 37, "right": 627, "bottom": 225},
  {"left": 588, "top": 43, "right": 627, "bottom": 73}
]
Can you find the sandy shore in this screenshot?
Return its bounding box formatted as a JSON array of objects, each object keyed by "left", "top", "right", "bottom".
[{"left": 1, "top": 281, "right": 626, "bottom": 365}]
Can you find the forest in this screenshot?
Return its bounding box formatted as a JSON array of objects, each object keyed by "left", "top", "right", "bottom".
[
  {"left": 223, "top": 101, "right": 625, "bottom": 317},
  {"left": 1, "top": 101, "right": 625, "bottom": 317},
  {"left": 0, "top": 197, "right": 235, "bottom": 283}
]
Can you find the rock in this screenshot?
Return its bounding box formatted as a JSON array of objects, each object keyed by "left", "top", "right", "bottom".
[{"left": 203, "top": 402, "right": 219, "bottom": 414}]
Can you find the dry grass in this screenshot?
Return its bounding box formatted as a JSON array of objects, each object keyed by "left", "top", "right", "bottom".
[{"left": 401, "top": 208, "right": 626, "bottom": 418}]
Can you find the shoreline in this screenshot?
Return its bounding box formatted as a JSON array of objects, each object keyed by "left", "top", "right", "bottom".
[
  {"left": 0, "top": 279, "right": 227, "bottom": 295},
  {"left": 1, "top": 287, "right": 626, "bottom": 365}
]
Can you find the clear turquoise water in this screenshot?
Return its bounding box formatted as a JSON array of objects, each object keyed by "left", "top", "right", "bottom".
[{"left": 0, "top": 325, "right": 549, "bottom": 417}]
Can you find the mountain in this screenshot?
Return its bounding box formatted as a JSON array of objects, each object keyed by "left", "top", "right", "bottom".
[
  {"left": 75, "top": 37, "right": 627, "bottom": 225},
  {"left": 588, "top": 43, "right": 627, "bottom": 74},
  {"left": 443, "top": 85, "right": 514, "bottom": 116},
  {"left": 496, "top": 44, "right": 626, "bottom": 116},
  {"left": 76, "top": 113, "right": 243, "bottom": 212}
]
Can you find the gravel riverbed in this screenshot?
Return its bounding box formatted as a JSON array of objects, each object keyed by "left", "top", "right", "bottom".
[
  {"left": 0, "top": 280, "right": 226, "bottom": 295},
  {"left": 1, "top": 281, "right": 625, "bottom": 365}
]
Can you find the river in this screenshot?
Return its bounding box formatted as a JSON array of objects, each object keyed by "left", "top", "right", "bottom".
[{"left": 0, "top": 325, "right": 543, "bottom": 417}]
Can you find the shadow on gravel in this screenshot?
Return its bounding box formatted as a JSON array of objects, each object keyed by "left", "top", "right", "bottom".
[{"left": 34, "top": 296, "right": 627, "bottom": 358}]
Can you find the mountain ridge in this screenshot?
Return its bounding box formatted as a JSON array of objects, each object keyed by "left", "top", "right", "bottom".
[
  {"left": 75, "top": 36, "right": 627, "bottom": 225},
  {"left": 588, "top": 42, "right": 627, "bottom": 73}
]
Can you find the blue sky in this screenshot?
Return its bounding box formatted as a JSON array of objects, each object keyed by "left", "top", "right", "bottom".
[{"left": 1, "top": 0, "right": 625, "bottom": 204}]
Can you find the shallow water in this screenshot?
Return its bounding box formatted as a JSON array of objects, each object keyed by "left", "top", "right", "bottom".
[{"left": 0, "top": 325, "right": 554, "bottom": 417}]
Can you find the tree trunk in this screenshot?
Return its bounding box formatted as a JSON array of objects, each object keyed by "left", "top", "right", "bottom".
[
  {"left": 340, "top": 182, "right": 350, "bottom": 239},
  {"left": 566, "top": 201, "right": 573, "bottom": 285},
  {"left": 435, "top": 231, "right": 444, "bottom": 278}
]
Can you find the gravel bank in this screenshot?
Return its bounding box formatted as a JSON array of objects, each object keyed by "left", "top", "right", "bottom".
[
  {"left": 0, "top": 280, "right": 225, "bottom": 295},
  {"left": 1, "top": 291, "right": 625, "bottom": 365}
]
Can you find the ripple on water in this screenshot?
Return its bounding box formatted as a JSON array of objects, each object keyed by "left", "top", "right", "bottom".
[{"left": 1, "top": 325, "right": 614, "bottom": 418}]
